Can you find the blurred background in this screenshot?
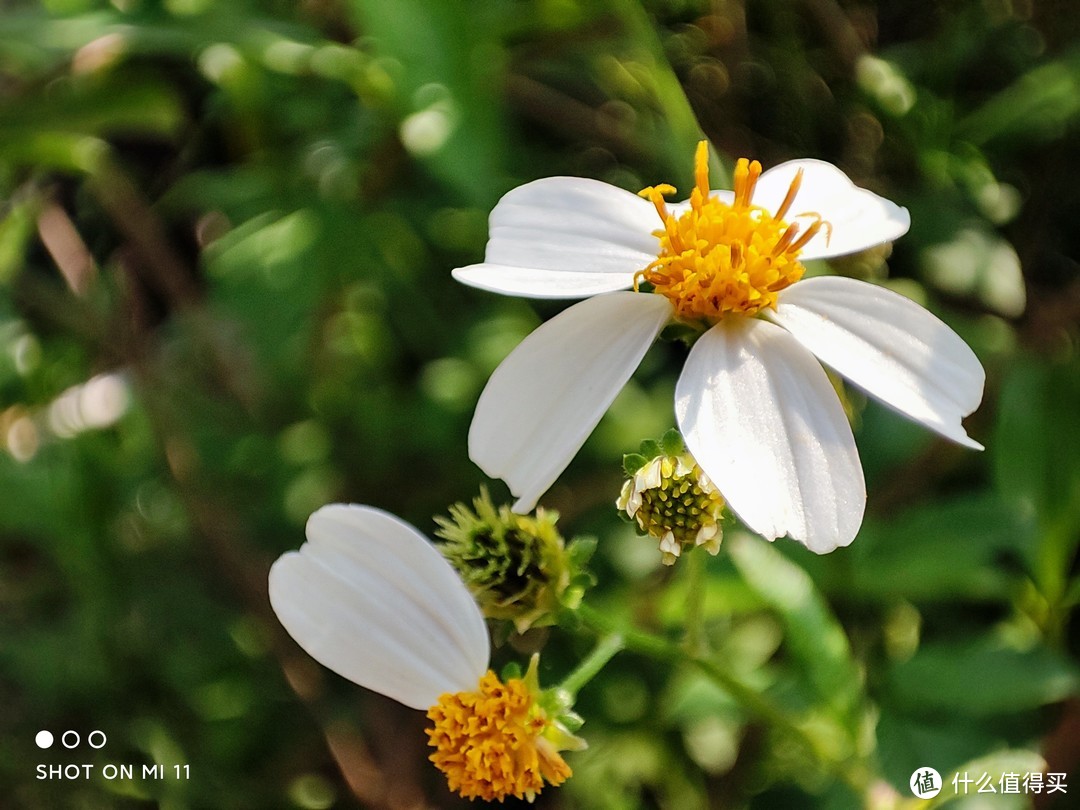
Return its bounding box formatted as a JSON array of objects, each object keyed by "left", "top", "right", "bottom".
[{"left": 1, "top": 0, "right": 1079, "bottom": 807}]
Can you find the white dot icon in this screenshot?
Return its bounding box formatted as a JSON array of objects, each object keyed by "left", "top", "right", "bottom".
[
  {"left": 35, "top": 730, "right": 54, "bottom": 749},
  {"left": 910, "top": 766, "right": 942, "bottom": 798}
]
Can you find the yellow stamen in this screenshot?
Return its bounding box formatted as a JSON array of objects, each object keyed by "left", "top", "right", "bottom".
[
  {"left": 774, "top": 167, "right": 804, "bottom": 220},
  {"left": 694, "top": 140, "right": 710, "bottom": 200},
  {"left": 427, "top": 671, "right": 572, "bottom": 803},
  {"left": 638, "top": 184, "right": 682, "bottom": 252},
  {"left": 638, "top": 142, "right": 827, "bottom": 323}
]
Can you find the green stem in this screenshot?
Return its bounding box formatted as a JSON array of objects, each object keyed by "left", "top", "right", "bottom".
[
  {"left": 573, "top": 603, "right": 868, "bottom": 794},
  {"left": 559, "top": 633, "right": 625, "bottom": 701},
  {"left": 683, "top": 548, "right": 708, "bottom": 656}
]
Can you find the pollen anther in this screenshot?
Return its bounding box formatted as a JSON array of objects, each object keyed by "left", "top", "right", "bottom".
[
  {"left": 638, "top": 143, "right": 826, "bottom": 323},
  {"left": 427, "top": 671, "right": 572, "bottom": 803}
]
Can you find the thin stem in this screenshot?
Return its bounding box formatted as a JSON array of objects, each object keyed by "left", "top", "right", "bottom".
[
  {"left": 683, "top": 548, "right": 708, "bottom": 656},
  {"left": 573, "top": 603, "right": 868, "bottom": 795},
  {"left": 559, "top": 633, "right": 625, "bottom": 701}
]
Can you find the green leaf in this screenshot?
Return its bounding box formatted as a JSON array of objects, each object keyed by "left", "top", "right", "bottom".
[
  {"left": 887, "top": 636, "right": 1079, "bottom": 717},
  {"left": 659, "top": 428, "right": 684, "bottom": 457},
  {"left": 568, "top": 536, "right": 598, "bottom": 569},
  {"left": 728, "top": 535, "right": 864, "bottom": 729},
  {"left": 0, "top": 196, "right": 38, "bottom": 285},
  {"left": 794, "top": 493, "right": 1033, "bottom": 604},
  {"left": 343, "top": 0, "right": 509, "bottom": 205},
  {"left": 993, "top": 355, "right": 1080, "bottom": 602},
  {"left": 637, "top": 439, "right": 660, "bottom": 459},
  {"left": 622, "top": 452, "right": 648, "bottom": 476},
  {"left": 957, "top": 48, "right": 1080, "bottom": 146}
]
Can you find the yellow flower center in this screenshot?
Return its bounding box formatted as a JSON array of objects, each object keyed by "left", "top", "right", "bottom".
[
  {"left": 618, "top": 452, "right": 727, "bottom": 565},
  {"left": 426, "top": 670, "right": 572, "bottom": 802},
  {"left": 633, "top": 456, "right": 725, "bottom": 546},
  {"left": 636, "top": 142, "right": 827, "bottom": 323}
]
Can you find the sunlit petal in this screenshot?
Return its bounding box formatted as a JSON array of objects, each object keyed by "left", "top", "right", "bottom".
[
  {"left": 470, "top": 292, "right": 673, "bottom": 512},
  {"left": 676, "top": 319, "right": 865, "bottom": 553},
  {"left": 772, "top": 276, "right": 984, "bottom": 448},
  {"left": 453, "top": 177, "right": 660, "bottom": 298},
  {"left": 452, "top": 264, "right": 634, "bottom": 298},
  {"left": 753, "top": 159, "right": 910, "bottom": 260},
  {"left": 269, "top": 504, "right": 489, "bottom": 710}
]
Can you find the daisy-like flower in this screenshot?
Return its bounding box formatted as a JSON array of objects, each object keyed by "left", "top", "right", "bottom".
[
  {"left": 269, "top": 504, "right": 583, "bottom": 802},
  {"left": 454, "top": 142, "right": 984, "bottom": 553}
]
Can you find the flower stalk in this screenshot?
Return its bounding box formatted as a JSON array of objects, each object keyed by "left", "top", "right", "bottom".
[{"left": 571, "top": 603, "right": 873, "bottom": 797}]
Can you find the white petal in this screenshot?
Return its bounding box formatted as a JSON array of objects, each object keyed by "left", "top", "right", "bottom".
[
  {"left": 453, "top": 177, "right": 661, "bottom": 298},
  {"left": 452, "top": 264, "right": 634, "bottom": 298},
  {"left": 269, "top": 505, "right": 489, "bottom": 710},
  {"left": 470, "top": 292, "right": 673, "bottom": 512},
  {"left": 772, "top": 276, "right": 985, "bottom": 449},
  {"left": 752, "top": 159, "right": 910, "bottom": 260},
  {"left": 676, "top": 319, "right": 865, "bottom": 553}
]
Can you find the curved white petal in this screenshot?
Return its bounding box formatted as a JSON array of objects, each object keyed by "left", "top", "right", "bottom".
[
  {"left": 772, "top": 276, "right": 985, "bottom": 449},
  {"left": 452, "top": 264, "right": 634, "bottom": 298},
  {"left": 269, "top": 505, "right": 489, "bottom": 710},
  {"left": 752, "top": 159, "right": 910, "bottom": 260},
  {"left": 470, "top": 292, "right": 673, "bottom": 512},
  {"left": 675, "top": 319, "right": 865, "bottom": 553},
  {"left": 453, "top": 177, "right": 661, "bottom": 298}
]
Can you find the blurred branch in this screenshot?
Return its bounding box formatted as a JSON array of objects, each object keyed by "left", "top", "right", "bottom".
[
  {"left": 506, "top": 73, "right": 648, "bottom": 161},
  {"left": 36, "top": 198, "right": 97, "bottom": 297},
  {"left": 800, "top": 0, "right": 868, "bottom": 72},
  {"left": 87, "top": 159, "right": 200, "bottom": 308}
]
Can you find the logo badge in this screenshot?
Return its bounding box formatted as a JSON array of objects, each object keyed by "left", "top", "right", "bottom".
[{"left": 910, "top": 767, "right": 942, "bottom": 798}]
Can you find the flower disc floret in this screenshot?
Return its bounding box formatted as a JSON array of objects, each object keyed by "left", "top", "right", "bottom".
[
  {"left": 636, "top": 142, "right": 826, "bottom": 324},
  {"left": 435, "top": 488, "right": 570, "bottom": 633},
  {"left": 619, "top": 434, "right": 726, "bottom": 565},
  {"left": 427, "top": 670, "right": 572, "bottom": 803}
]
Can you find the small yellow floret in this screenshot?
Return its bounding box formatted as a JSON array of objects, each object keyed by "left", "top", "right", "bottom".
[
  {"left": 618, "top": 452, "right": 727, "bottom": 565},
  {"left": 636, "top": 142, "right": 827, "bottom": 324},
  {"left": 427, "top": 671, "right": 571, "bottom": 803}
]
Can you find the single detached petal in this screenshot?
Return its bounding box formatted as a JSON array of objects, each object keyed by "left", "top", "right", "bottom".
[
  {"left": 752, "top": 159, "right": 910, "bottom": 260},
  {"left": 772, "top": 276, "right": 985, "bottom": 449},
  {"left": 269, "top": 505, "right": 489, "bottom": 710},
  {"left": 470, "top": 291, "right": 673, "bottom": 512},
  {"left": 452, "top": 177, "right": 660, "bottom": 298},
  {"left": 676, "top": 319, "right": 865, "bottom": 553}
]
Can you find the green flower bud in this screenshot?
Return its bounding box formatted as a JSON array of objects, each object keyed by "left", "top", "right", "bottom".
[
  {"left": 617, "top": 430, "right": 726, "bottom": 566},
  {"left": 435, "top": 488, "right": 571, "bottom": 633}
]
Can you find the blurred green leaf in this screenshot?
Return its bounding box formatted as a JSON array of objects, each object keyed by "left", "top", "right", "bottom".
[
  {"left": 728, "top": 534, "right": 864, "bottom": 729},
  {"left": 0, "top": 196, "right": 38, "bottom": 285},
  {"left": 344, "top": 0, "right": 509, "bottom": 204},
  {"left": 797, "top": 494, "right": 1033, "bottom": 605},
  {"left": 958, "top": 48, "right": 1080, "bottom": 146},
  {"left": 887, "top": 636, "right": 1078, "bottom": 717},
  {"left": 0, "top": 75, "right": 185, "bottom": 142},
  {"left": 993, "top": 356, "right": 1080, "bottom": 606}
]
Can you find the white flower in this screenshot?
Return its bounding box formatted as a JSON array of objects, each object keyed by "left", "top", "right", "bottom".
[
  {"left": 269, "top": 503, "right": 490, "bottom": 709},
  {"left": 269, "top": 504, "right": 579, "bottom": 801},
  {"left": 454, "top": 143, "right": 985, "bottom": 553}
]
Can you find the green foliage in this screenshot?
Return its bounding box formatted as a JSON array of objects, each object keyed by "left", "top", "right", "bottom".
[{"left": 1, "top": 0, "right": 1079, "bottom": 808}]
